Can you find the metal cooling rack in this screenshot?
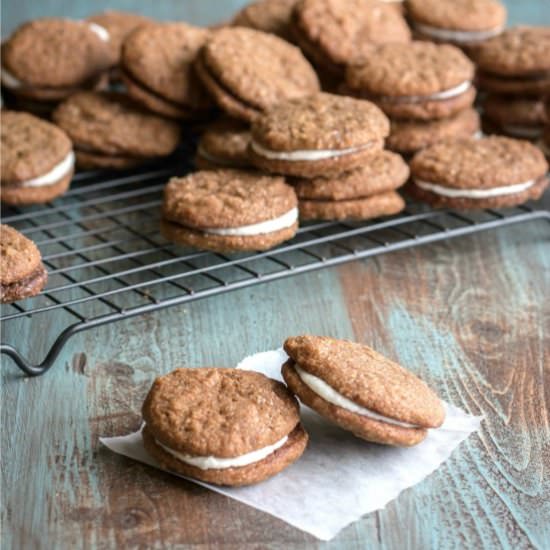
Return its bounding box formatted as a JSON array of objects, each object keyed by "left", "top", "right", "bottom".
[{"left": 1, "top": 158, "right": 549, "bottom": 376}]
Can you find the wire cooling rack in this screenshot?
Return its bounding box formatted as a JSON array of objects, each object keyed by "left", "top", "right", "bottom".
[{"left": 1, "top": 155, "right": 549, "bottom": 376}]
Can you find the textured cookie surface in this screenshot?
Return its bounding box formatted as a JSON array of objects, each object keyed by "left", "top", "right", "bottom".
[
  {"left": 142, "top": 368, "right": 300, "bottom": 457},
  {"left": 232, "top": 0, "right": 298, "bottom": 40},
  {"left": 197, "top": 118, "right": 251, "bottom": 167},
  {"left": 0, "top": 225, "right": 43, "bottom": 285}
]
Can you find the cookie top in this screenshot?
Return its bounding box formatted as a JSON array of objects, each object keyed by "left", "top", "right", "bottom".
[
  {"left": 251, "top": 93, "right": 389, "bottom": 152},
  {"left": 142, "top": 368, "right": 300, "bottom": 457},
  {"left": 482, "top": 96, "right": 546, "bottom": 126},
  {"left": 471, "top": 26, "right": 550, "bottom": 76},
  {"left": 411, "top": 136, "right": 548, "bottom": 188},
  {"left": 293, "top": 0, "right": 411, "bottom": 66},
  {"left": 162, "top": 169, "right": 298, "bottom": 228},
  {"left": 292, "top": 151, "right": 409, "bottom": 200},
  {"left": 346, "top": 42, "right": 474, "bottom": 97},
  {"left": 52, "top": 92, "right": 181, "bottom": 158},
  {"left": 406, "top": 0, "right": 506, "bottom": 31},
  {"left": 2, "top": 18, "right": 112, "bottom": 88},
  {"left": 122, "top": 22, "right": 211, "bottom": 109},
  {"left": 199, "top": 27, "right": 320, "bottom": 111},
  {"left": 284, "top": 335, "right": 445, "bottom": 427},
  {"left": 1, "top": 111, "right": 73, "bottom": 183},
  {"left": 0, "top": 224, "right": 43, "bottom": 285},
  {"left": 232, "top": 0, "right": 298, "bottom": 40},
  {"left": 198, "top": 118, "right": 251, "bottom": 164}
]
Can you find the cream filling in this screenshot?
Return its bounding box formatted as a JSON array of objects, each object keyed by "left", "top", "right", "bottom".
[
  {"left": 19, "top": 151, "right": 75, "bottom": 188},
  {"left": 414, "top": 22, "right": 504, "bottom": 44},
  {"left": 414, "top": 178, "right": 537, "bottom": 199},
  {"left": 251, "top": 140, "right": 373, "bottom": 162},
  {"left": 202, "top": 207, "right": 298, "bottom": 237},
  {"left": 0, "top": 66, "right": 23, "bottom": 89},
  {"left": 501, "top": 124, "right": 543, "bottom": 139},
  {"left": 87, "top": 22, "right": 110, "bottom": 42},
  {"left": 294, "top": 365, "right": 419, "bottom": 429},
  {"left": 155, "top": 434, "right": 288, "bottom": 470},
  {"left": 381, "top": 80, "right": 472, "bottom": 104},
  {"left": 196, "top": 144, "right": 246, "bottom": 167}
]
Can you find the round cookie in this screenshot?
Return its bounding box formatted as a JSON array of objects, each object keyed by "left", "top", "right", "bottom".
[
  {"left": 1, "top": 111, "right": 74, "bottom": 205},
  {"left": 121, "top": 22, "right": 213, "bottom": 119},
  {"left": 232, "top": 0, "right": 298, "bottom": 41},
  {"left": 53, "top": 92, "right": 181, "bottom": 169},
  {"left": 291, "top": 0, "right": 411, "bottom": 78},
  {"left": 406, "top": 0, "right": 506, "bottom": 46},
  {"left": 345, "top": 42, "right": 476, "bottom": 121},
  {"left": 161, "top": 170, "right": 299, "bottom": 252},
  {"left": 194, "top": 27, "right": 320, "bottom": 122},
  {"left": 142, "top": 368, "right": 308, "bottom": 486},
  {"left": 249, "top": 93, "right": 389, "bottom": 178},
  {"left": 387, "top": 108, "right": 481, "bottom": 156},
  {"left": 409, "top": 136, "right": 549, "bottom": 209},
  {"left": 1, "top": 224, "right": 48, "bottom": 304},
  {"left": 282, "top": 335, "right": 446, "bottom": 446}
]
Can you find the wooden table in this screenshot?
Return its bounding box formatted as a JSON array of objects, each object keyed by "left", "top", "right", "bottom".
[{"left": 2, "top": 2, "right": 550, "bottom": 548}]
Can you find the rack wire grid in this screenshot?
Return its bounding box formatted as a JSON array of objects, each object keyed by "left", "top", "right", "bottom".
[{"left": 1, "top": 152, "right": 549, "bottom": 376}]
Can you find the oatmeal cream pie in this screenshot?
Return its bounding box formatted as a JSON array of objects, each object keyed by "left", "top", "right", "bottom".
[
  {"left": 1, "top": 111, "right": 74, "bottom": 205},
  {"left": 195, "top": 27, "right": 320, "bottom": 122},
  {"left": 409, "top": 136, "right": 549, "bottom": 209},
  {"left": 161, "top": 170, "right": 299, "bottom": 252},
  {"left": 142, "top": 368, "right": 308, "bottom": 486},
  {"left": 249, "top": 93, "right": 389, "bottom": 178},
  {"left": 345, "top": 42, "right": 476, "bottom": 121},
  {"left": 1, "top": 224, "right": 48, "bottom": 304},
  {"left": 232, "top": 0, "right": 298, "bottom": 42},
  {"left": 282, "top": 335, "right": 446, "bottom": 446}
]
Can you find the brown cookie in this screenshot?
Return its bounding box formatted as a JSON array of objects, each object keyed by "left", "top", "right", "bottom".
[
  {"left": 291, "top": 0, "right": 411, "bottom": 77},
  {"left": 1, "top": 111, "right": 74, "bottom": 205},
  {"left": 232, "top": 0, "right": 298, "bottom": 41},
  {"left": 409, "top": 136, "right": 549, "bottom": 209},
  {"left": 540, "top": 126, "right": 550, "bottom": 159},
  {"left": 161, "top": 169, "right": 299, "bottom": 252},
  {"left": 0, "top": 224, "right": 48, "bottom": 303},
  {"left": 195, "top": 27, "right": 319, "bottom": 122},
  {"left": 345, "top": 42, "right": 476, "bottom": 120},
  {"left": 249, "top": 93, "right": 389, "bottom": 178},
  {"left": 142, "top": 368, "right": 308, "bottom": 486},
  {"left": 282, "top": 335, "right": 446, "bottom": 446}
]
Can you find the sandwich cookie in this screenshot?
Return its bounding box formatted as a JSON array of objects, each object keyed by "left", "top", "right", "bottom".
[
  {"left": 249, "top": 93, "right": 389, "bottom": 178},
  {"left": 409, "top": 136, "right": 549, "bottom": 209},
  {"left": 232, "top": 0, "right": 298, "bottom": 42},
  {"left": 406, "top": 0, "right": 506, "bottom": 47},
  {"left": 471, "top": 27, "right": 550, "bottom": 96},
  {"left": 1, "top": 111, "right": 74, "bottom": 205},
  {"left": 142, "top": 368, "right": 308, "bottom": 486},
  {"left": 195, "top": 118, "right": 251, "bottom": 170},
  {"left": 291, "top": 0, "right": 411, "bottom": 78},
  {"left": 53, "top": 92, "right": 181, "bottom": 170},
  {"left": 195, "top": 27, "right": 319, "bottom": 123},
  {"left": 282, "top": 335, "right": 446, "bottom": 446},
  {"left": 121, "top": 22, "right": 213, "bottom": 119},
  {"left": 345, "top": 42, "right": 476, "bottom": 121},
  {"left": 1, "top": 224, "right": 48, "bottom": 304},
  {"left": 161, "top": 170, "right": 299, "bottom": 252}
]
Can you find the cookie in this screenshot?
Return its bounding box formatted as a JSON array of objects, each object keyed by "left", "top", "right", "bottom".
[
  {"left": 142, "top": 368, "right": 308, "bottom": 486},
  {"left": 471, "top": 27, "right": 550, "bottom": 96},
  {"left": 195, "top": 118, "right": 251, "bottom": 169},
  {"left": 161, "top": 169, "right": 299, "bottom": 252},
  {"left": 409, "top": 136, "right": 549, "bottom": 209},
  {"left": 121, "top": 22, "right": 213, "bottom": 119},
  {"left": 0, "top": 224, "right": 48, "bottom": 303},
  {"left": 387, "top": 108, "right": 481, "bottom": 156},
  {"left": 406, "top": 0, "right": 506, "bottom": 46},
  {"left": 291, "top": 0, "right": 411, "bottom": 77},
  {"left": 53, "top": 92, "right": 181, "bottom": 170},
  {"left": 539, "top": 126, "right": 550, "bottom": 159},
  {"left": 194, "top": 27, "right": 319, "bottom": 122},
  {"left": 345, "top": 42, "right": 476, "bottom": 120},
  {"left": 249, "top": 93, "right": 389, "bottom": 178},
  {"left": 1, "top": 111, "right": 74, "bottom": 205},
  {"left": 282, "top": 335, "right": 446, "bottom": 446},
  {"left": 1, "top": 18, "right": 111, "bottom": 103},
  {"left": 232, "top": 0, "right": 298, "bottom": 41}
]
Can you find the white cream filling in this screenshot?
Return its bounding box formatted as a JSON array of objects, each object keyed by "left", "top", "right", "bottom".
[
  {"left": 19, "top": 151, "right": 75, "bottom": 188},
  {"left": 251, "top": 140, "right": 372, "bottom": 162},
  {"left": 382, "top": 80, "right": 472, "bottom": 104},
  {"left": 196, "top": 144, "right": 245, "bottom": 167},
  {"left": 87, "top": 22, "right": 110, "bottom": 42},
  {"left": 1, "top": 66, "right": 23, "bottom": 89},
  {"left": 156, "top": 434, "right": 288, "bottom": 470},
  {"left": 414, "top": 178, "right": 537, "bottom": 199},
  {"left": 294, "top": 365, "right": 419, "bottom": 429},
  {"left": 202, "top": 207, "right": 298, "bottom": 237},
  {"left": 414, "top": 22, "right": 504, "bottom": 44}
]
